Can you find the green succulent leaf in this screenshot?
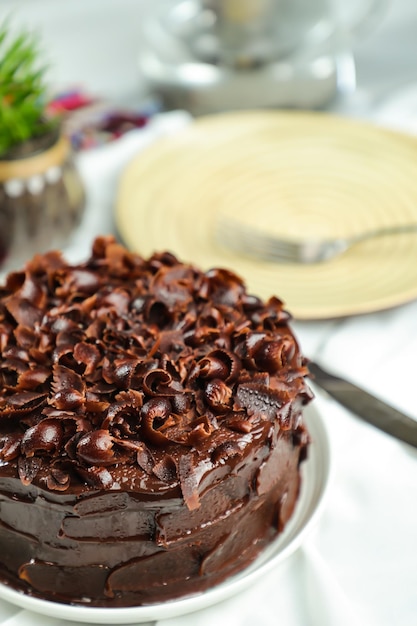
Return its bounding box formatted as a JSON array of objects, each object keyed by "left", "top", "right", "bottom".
[{"left": 0, "top": 20, "right": 56, "bottom": 156}]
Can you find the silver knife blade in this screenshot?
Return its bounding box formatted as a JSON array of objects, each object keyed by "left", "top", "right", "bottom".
[{"left": 308, "top": 360, "right": 417, "bottom": 449}]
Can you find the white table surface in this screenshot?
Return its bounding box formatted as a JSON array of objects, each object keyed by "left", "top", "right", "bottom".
[{"left": 0, "top": 2, "right": 417, "bottom": 625}]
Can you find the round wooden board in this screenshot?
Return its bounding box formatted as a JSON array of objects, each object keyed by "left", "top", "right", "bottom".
[{"left": 116, "top": 110, "right": 417, "bottom": 320}]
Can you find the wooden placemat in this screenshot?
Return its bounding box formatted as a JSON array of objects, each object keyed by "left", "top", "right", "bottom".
[{"left": 116, "top": 110, "right": 417, "bottom": 320}]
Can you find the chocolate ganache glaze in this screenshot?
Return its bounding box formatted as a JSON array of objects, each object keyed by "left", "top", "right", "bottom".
[{"left": 0, "top": 236, "right": 313, "bottom": 607}]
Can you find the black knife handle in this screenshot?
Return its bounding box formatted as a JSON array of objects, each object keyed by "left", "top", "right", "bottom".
[{"left": 308, "top": 361, "right": 417, "bottom": 449}]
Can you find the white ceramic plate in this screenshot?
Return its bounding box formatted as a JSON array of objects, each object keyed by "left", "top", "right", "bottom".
[{"left": 0, "top": 404, "right": 331, "bottom": 624}]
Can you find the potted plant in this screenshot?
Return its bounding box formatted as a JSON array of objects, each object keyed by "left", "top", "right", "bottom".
[{"left": 0, "top": 20, "right": 85, "bottom": 272}]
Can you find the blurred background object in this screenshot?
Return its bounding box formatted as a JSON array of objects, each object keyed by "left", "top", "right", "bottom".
[
  {"left": 0, "top": 0, "right": 416, "bottom": 273},
  {"left": 1, "top": 0, "right": 415, "bottom": 120},
  {"left": 0, "top": 17, "right": 85, "bottom": 272},
  {"left": 138, "top": 0, "right": 387, "bottom": 114}
]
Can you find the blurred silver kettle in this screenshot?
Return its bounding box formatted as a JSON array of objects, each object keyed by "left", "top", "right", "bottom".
[{"left": 139, "top": 0, "right": 387, "bottom": 114}]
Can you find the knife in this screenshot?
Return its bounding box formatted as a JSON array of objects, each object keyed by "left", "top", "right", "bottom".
[{"left": 308, "top": 360, "right": 417, "bottom": 449}]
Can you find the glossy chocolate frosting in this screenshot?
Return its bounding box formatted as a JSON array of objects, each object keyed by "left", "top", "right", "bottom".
[{"left": 0, "top": 236, "right": 312, "bottom": 606}]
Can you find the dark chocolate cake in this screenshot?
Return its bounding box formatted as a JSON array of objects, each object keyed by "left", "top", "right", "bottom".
[{"left": 0, "top": 236, "right": 312, "bottom": 607}]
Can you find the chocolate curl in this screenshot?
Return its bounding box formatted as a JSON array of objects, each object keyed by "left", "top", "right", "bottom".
[
  {"left": 116, "top": 389, "right": 144, "bottom": 407},
  {"left": 13, "top": 325, "right": 37, "bottom": 350},
  {"left": 73, "top": 341, "right": 102, "bottom": 376},
  {"left": 235, "top": 382, "right": 292, "bottom": 423},
  {"left": 101, "top": 390, "right": 143, "bottom": 436},
  {"left": 141, "top": 397, "right": 172, "bottom": 445},
  {"left": 42, "top": 409, "right": 92, "bottom": 443},
  {"left": 102, "top": 239, "right": 141, "bottom": 277},
  {"left": 250, "top": 295, "right": 291, "bottom": 327},
  {"left": 55, "top": 269, "right": 100, "bottom": 299},
  {"left": 75, "top": 465, "right": 116, "bottom": 489},
  {"left": 253, "top": 336, "right": 297, "bottom": 373},
  {"left": 205, "top": 268, "right": 246, "bottom": 307},
  {"left": 0, "top": 391, "right": 47, "bottom": 418},
  {"left": 99, "top": 288, "right": 131, "bottom": 317},
  {"left": 244, "top": 332, "right": 268, "bottom": 357},
  {"left": 50, "top": 364, "right": 86, "bottom": 410},
  {"left": 0, "top": 321, "right": 14, "bottom": 352},
  {"left": 196, "top": 303, "right": 223, "bottom": 328},
  {"left": 2, "top": 270, "right": 25, "bottom": 295},
  {"left": 18, "top": 456, "right": 43, "bottom": 486},
  {"left": 0, "top": 432, "right": 22, "bottom": 461},
  {"left": 187, "top": 416, "right": 215, "bottom": 446},
  {"left": 204, "top": 379, "right": 232, "bottom": 413},
  {"left": 136, "top": 442, "right": 155, "bottom": 474},
  {"left": 198, "top": 355, "right": 229, "bottom": 381},
  {"left": 141, "top": 398, "right": 188, "bottom": 446},
  {"left": 223, "top": 415, "right": 253, "bottom": 434},
  {"left": 183, "top": 326, "right": 220, "bottom": 348},
  {"left": 102, "top": 356, "right": 141, "bottom": 390},
  {"left": 152, "top": 455, "right": 178, "bottom": 483},
  {"left": 46, "top": 467, "right": 70, "bottom": 491},
  {"left": 142, "top": 369, "right": 183, "bottom": 397},
  {"left": 4, "top": 295, "right": 43, "bottom": 327},
  {"left": 76, "top": 430, "right": 135, "bottom": 466},
  {"left": 50, "top": 317, "right": 83, "bottom": 365},
  {"left": 17, "top": 365, "right": 50, "bottom": 391},
  {"left": 1, "top": 353, "right": 29, "bottom": 380},
  {"left": 21, "top": 418, "right": 64, "bottom": 457},
  {"left": 146, "top": 300, "right": 172, "bottom": 328},
  {"left": 211, "top": 440, "right": 244, "bottom": 464},
  {"left": 150, "top": 265, "right": 195, "bottom": 311},
  {"left": 178, "top": 453, "right": 201, "bottom": 511}
]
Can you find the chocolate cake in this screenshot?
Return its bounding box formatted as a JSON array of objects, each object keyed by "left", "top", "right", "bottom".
[{"left": 0, "top": 236, "right": 312, "bottom": 607}]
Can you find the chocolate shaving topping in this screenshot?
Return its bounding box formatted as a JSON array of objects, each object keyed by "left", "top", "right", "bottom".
[
  {"left": 136, "top": 442, "right": 155, "bottom": 474},
  {"left": 0, "top": 236, "right": 311, "bottom": 508},
  {"left": 50, "top": 364, "right": 86, "bottom": 410},
  {"left": 21, "top": 418, "right": 64, "bottom": 457},
  {"left": 46, "top": 466, "right": 71, "bottom": 491},
  {"left": 234, "top": 382, "right": 291, "bottom": 419},
  {"left": 152, "top": 455, "right": 178, "bottom": 483},
  {"left": 178, "top": 453, "right": 201, "bottom": 511},
  {"left": 18, "top": 456, "right": 43, "bottom": 485},
  {"left": 204, "top": 379, "right": 232, "bottom": 413},
  {"left": 0, "top": 432, "right": 22, "bottom": 460}
]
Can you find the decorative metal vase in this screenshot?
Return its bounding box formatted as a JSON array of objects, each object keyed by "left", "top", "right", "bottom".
[{"left": 0, "top": 128, "right": 85, "bottom": 273}]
